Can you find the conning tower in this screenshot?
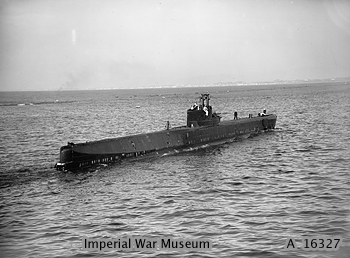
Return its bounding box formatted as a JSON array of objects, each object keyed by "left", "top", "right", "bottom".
[{"left": 187, "top": 94, "right": 221, "bottom": 127}]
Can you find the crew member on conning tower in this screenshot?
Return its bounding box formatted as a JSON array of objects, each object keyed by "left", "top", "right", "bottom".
[
  {"left": 191, "top": 102, "right": 198, "bottom": 110},
  {"left": 203, "top": 106, "right": 209, "bottom": 116}
]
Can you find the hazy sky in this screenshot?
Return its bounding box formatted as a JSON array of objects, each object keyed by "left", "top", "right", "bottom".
[{"left": 1, "top": 0, "right": 350, "bottom": 91}]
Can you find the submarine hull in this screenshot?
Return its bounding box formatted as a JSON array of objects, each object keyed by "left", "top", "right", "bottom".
[{"left": 55, "top": 114, "right": 277, "bottom": 171}]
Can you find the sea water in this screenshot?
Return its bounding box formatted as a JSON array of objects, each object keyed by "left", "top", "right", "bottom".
[{"left": 0, "top": 83, "right": 349, "bottom": 257}]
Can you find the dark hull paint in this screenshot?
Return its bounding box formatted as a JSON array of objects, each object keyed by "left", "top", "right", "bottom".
[{"left": 55, "top": 115, "right": 277, "bottom": 171}]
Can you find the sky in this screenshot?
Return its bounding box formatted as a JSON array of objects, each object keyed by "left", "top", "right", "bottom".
[{"left": 0, "top": 0, "right": 350, "bottom": 91}]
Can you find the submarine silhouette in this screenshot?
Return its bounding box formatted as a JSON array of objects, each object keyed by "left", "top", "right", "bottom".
[{"left": 55, "top": 94, "right": 277, "bottom": 171}]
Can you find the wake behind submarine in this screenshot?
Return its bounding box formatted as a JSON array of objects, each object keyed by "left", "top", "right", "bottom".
[{"left": 55, "top": 94, "right": 277, "bottom": 171}]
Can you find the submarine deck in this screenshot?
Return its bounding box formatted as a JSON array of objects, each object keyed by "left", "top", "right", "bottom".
[{"left": 69, "top": 115, "right": 276, "bottom": 152}]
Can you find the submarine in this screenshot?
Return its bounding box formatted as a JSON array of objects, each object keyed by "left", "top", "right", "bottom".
[{"left": 55, "top": 94, "right": 277, "bottom": 171}]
